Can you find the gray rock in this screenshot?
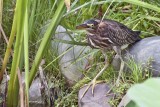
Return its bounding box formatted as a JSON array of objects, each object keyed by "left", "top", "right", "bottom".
[
  {"left": 24, "top": 73, "right": 45, "bottom": 107},
  {"left": 29, "top": 77, "right": 43, "bottom": 104},
  {"left": 78, "top": 83, "right": 114, "bottom": 107},
  {"left": 126, "top": 36, "right": 160, "bottom": 76},
  {"left": 53, "top": 26, "right": 91, "bottom": 85},
  {"left": 40, "top": 22, "right": 90, "bottom": 85},
  {"left": 112, "top": 36, "right": 160, "bottom": 76},
  {"left": 0, "top": 73, "right": 44, "bottom": 107}
]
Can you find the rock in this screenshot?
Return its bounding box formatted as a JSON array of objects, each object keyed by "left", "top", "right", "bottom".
[
  {"left": 53, "top": 26, "right": 91, "bottom": 85},
  {"left": 29, "top": 77, "right": 44, "bottom": 106},
  {"left": 118, "top": 94, "right": 131, "bottom": 107},
  {"left": 112, "top": 36, "right": 160, "bottom": 76},
  {"left": 0, "top": 73, "right": 45, "bottom": 107},
  {"left": 29, "top": 80, "right": 41, "bottom": 101},
  {"left": 78, "top": 83, "right": 114, "bottom": 107},
  {"left": 40, "top": 22, "right": 90, "bottom": 85},
  {"left": 126, "top": 36, "right": 160, "bottom": 76}
]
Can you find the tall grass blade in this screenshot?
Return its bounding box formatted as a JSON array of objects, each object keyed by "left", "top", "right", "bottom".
[
  {"left": 7, "top": 0, "right": 27, "bottom": 106},
  {"left": 24, "top": 1, "right": 29, "bottom": 107},
  {"left": 65, "top": 0, "right": 160, "bottom": 16},
  {"left": 28, "top": 0, "right": 36, "bottom": 37},
  {"left": 0, "top": 2, "right": 17, "bottom": 83},
  {"left": 122, "top": 0, "right": 160, "bottom": 12},
  {"left": 29, "top": 0, "right": 66, "bottom": 86}
]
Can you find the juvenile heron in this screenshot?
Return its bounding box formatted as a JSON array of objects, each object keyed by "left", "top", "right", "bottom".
[{"left": 76, "top": 19, "right": 141, "bottom": 98}]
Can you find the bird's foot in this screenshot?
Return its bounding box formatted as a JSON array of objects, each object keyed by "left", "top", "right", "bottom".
[{"left": 80, "top": 79, "right": 104, "bottom": 100}]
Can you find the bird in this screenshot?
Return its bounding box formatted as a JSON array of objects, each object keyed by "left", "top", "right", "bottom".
[{"left": 76, "top": 19, "right": 141, "bottom": 98}]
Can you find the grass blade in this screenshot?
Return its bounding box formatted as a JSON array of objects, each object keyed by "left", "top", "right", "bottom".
[
  {"left": 0, "top": 3, "right": 17, "bottom": 83},
  {"left": 7, "top": 0, "right": 27, "bottom": 106},
  {"left": 24, "top": 2, "right": 29, "bottom": 107},
  {"left": 29, "top": 0, "right": 66, "bottom": 86},
  {"left": 122, "top": 0, "right": 160, "bottom": 13}
]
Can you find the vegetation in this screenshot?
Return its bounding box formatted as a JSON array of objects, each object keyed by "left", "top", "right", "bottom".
[
  {"left": 127, "top": 78, "right": 160, "bottom": 107},
  {"left": 0, "top": 0, "right": 160, "bottom": 107}
]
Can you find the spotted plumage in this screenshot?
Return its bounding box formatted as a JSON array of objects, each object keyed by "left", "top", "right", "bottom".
[{"left": 76, "top": 19, "right": 141, "bottom": 50}]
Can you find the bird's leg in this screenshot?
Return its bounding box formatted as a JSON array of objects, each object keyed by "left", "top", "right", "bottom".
[
  {"left": 80, "top": 51, "right": 109, "bottom": 99},
  {"left": 106, "top": 58, "right": 124, "bottom": 95},
  {"left": 116, "top": 55, "right": 124, "bottom": 86},
  {"left": 106, "top": 47, "right": 124, "bottom": 96},
  {"left": 113, "top": 46, "right": 124, "bottom": 86}
]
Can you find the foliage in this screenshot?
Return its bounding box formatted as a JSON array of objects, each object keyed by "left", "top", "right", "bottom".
[
  {"left": 1, "top": 0, "right": 160, "bottom": 106},
  {"left": 127, "top": 78, "right": 160, "bottom": 107}
]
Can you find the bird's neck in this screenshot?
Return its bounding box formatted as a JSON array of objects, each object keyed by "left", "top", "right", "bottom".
[{"left": 87, "top": 32, "right": 95, "bottom": 36}]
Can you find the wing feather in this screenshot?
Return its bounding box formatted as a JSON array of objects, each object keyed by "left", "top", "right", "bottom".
[{"left": 100, "top": 19, "right": 140, "bottom": 46}]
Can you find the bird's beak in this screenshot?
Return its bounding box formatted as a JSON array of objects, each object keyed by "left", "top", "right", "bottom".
[{"left": 76, "top": 24, "right": 89, "bottom": 29}]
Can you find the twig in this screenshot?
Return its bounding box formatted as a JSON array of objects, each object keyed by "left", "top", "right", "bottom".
[
  {"left": 0, "top": 24, "right": 8, "bottom": 43},
  {"left": 98, "top": 5, "right": 103, "bottom": 18},
  {"left": 0, "top": 24, "right": 14, "bottom": 83},
  {"left": 0, "top": 24, "right": 13, "bottom": 56},
  {"left": 17, "top": 68, "right": 24, "bottom": 107},
  {"left": 39, "top": 59, "right": 50, "bottom": 105}
]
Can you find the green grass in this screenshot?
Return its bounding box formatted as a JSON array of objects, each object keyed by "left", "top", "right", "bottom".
[{"left": 1, "top": 0, "right": 160, "bottom": 106}]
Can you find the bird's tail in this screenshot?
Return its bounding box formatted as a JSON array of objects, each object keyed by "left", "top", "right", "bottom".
[{"left": 134, "top": 31, "right": 141, "bottom": 41}]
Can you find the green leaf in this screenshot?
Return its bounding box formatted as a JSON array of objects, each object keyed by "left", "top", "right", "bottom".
[
  {"left": 126, "top": 100, "right": 139, "bottom": 107},
  {"left": 7, "top": 0, "right": 28, "bottom": 106},
  {"left": 127, "top": 78, "right": 160, "bottom": 107}
]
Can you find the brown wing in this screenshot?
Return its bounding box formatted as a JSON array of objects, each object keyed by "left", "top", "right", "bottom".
[{"left": 101, "top": 19, "right": 140, "bottom": 46}]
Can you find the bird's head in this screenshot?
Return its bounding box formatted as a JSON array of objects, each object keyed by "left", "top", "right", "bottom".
[{"left": 76, "top": 19, "right": 100, "bottom": 34}]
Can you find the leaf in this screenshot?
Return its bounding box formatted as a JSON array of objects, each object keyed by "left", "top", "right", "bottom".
[
  {"left": 64, "top": 0, "right": 70, "bottom": 12},
  {"left": 126, "top": 100, "right": 139, "bottom": 107},
  {"left": 127, "top": 78, "right": 160, "bottom": 107}
]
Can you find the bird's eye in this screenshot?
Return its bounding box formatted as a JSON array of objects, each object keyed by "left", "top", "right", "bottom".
[
  {"left": 87, "top": 24, "right": 94, "bottom": 28},
  {"left": 91, "top": 24, "right": 94, "bottom": 27}
]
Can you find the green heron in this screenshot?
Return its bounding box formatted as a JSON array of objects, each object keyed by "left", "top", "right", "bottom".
[{"left": 76, "top": 19, "right": 141, "bottom": 98}]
